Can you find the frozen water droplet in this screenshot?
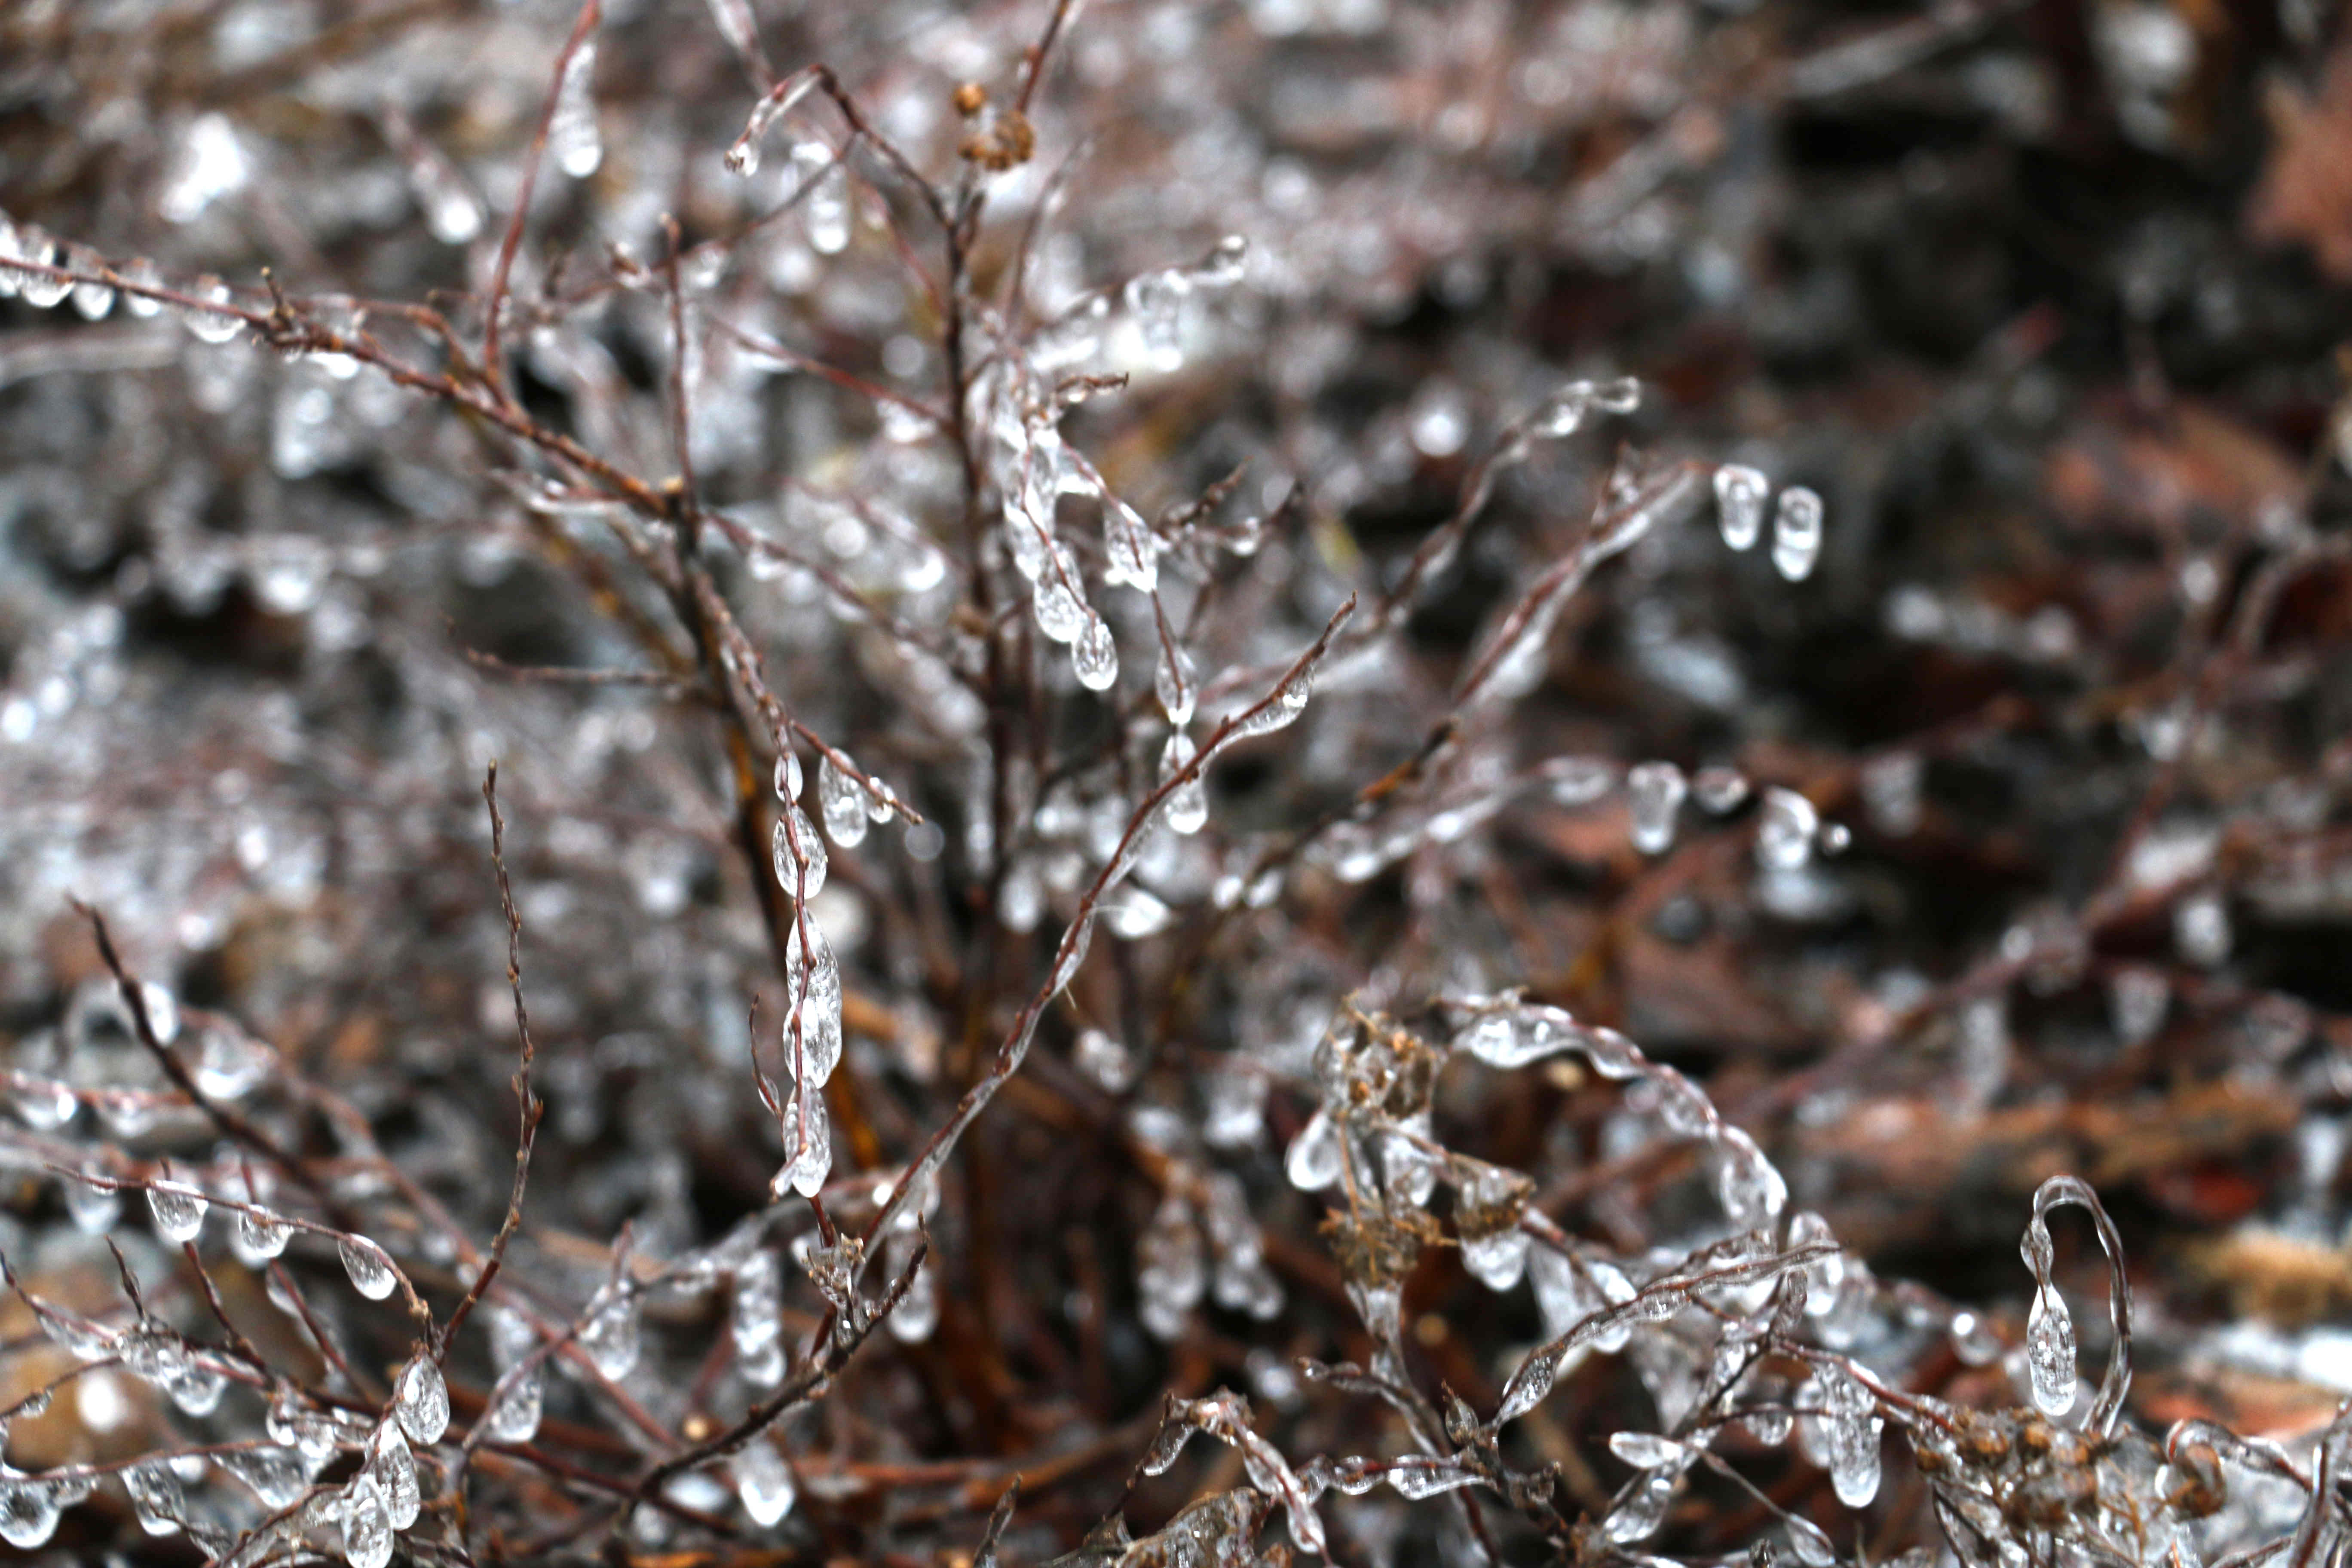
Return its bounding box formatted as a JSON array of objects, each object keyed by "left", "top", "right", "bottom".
[
  {"left": 773, "top": 750, "right": 802, "bottom": 801},
  {"left": 14, "top": 226, "right": 67, "bottom": 308},
  {"left": 367, "top": 1422, "right": 420, "bottom": 1530},
  {"left": 1755, "top": 788, "right": 1819, "bottom": 872},
  {"left": 124, "top": 1459, "right": 184, "bottom": 1535},
  {"left": 581, "top": 1289, "right": 643, "bottom": 1379},
  {"left": 792, "top": 143, "right": 850, "bottom": 253},
  {"left": 1033, "top": 561, "right": 1088, "bottom": 644},
  {"left": 1285, "top": 1108, "right": 1343, "bottom": 1191},
  {"left": 65, "top": 244, "right": 113, "bottom": 319},
  {"left": 65, "top": 1169, "right": 119, "bottom": 1234},
  {"left": 1075, "top": 1028, "right": 1135, "bottom": 1091},
  {"left": 2174, "top": 891, "right": 2230, "bottom": 966},
  {"left": 2026, "top": 1284, "right": 2076, "bottom": 1416},
  {"left": 340, "top": 1235, "right": 398, "bottom": 1300},
  {"left": 0, "top": 1476, "right": 61, "bottom": 1549},
  {"left": 1771, "top": 487, "right": 1824, "bottom": 582},
  {"left": 1125, "top": 269, "right": 1188, "bottom": 373},
  {"left": 548, "top": 39, "right": 603, "bottom": 179},
  {"left": 1627, "top": 762, "right": 1686, "bottom": 854},
  {"left": 234, "top": 1206, "right": 293, "bottom": 1264},
  {"left": 178, "top": 275, "right": 243, "bottom": 343},
  {"left": 2106, "top": 965, "right": 2168, "bottom": 1045},
  {"left": 195, "top": 1024, "right": 272, "bottom": 1098},
  {"left": 1073, "top": 612, "right": 1118, "bottom": 691},
  {"left": 735, "top": 1439, "right": 797, "bottom": 1526},
  {"left": 1103, "top": 499, "right": 1158, "bottom": 592},
  {"left": 1604, "top": 1467, "right": 1676, "bottom": 1542},
  {"left": 1608, "top": 1432, "right": 1685, "bottom": 1470},
  {"left": 1234, "top": 670, "right": 1311, "bottom": 737},
  {"left": 1160, "top": 732, "right": 1207, "bottom": 835},
  {"left": 1714, "top": 464, "right": 1767, "bottom": 550},
  {"left": 393, "top": 1354, "right": 450, "bottom": 1445},
  {"left": 1195, "top": 234, "right": 1249, "bottom": 288},
  {"left": 818, "top": 754, "right": 867, "bottom": 846},
  {"left": 147, "top": 1180, "right": 208, "bottom": 1244},
  {"left": 342, "top": 1472, "right": 393, "bottom": 1568},
  {"left": 772, "top": 805, "right": 828, "bottom": 899},
  {"left": 1691, "top": 765, "right": 1749, "bottom": 813},
  {"left": 1155, "top": 640, "right": 1197, "bottom": 725},
  {"left": 1785, "top": 1513, "right": 1837, "bottom": 1567}
]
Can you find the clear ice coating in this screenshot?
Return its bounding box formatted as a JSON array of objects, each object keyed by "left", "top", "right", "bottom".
[
  {"left": 1713, "top": 464, "right": 1768, "bottom": 550},
  {"left": 1771, "top": 486, "right": 1824, "bottom": 582}
]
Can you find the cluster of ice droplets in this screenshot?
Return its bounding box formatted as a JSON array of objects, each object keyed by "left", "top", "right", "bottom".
[
  {"left": 1712, "top": 463, "right": 1825, "bottom": 582},
  {"left": 769, "top": 753, "right": 848, "bottom": 1199}
]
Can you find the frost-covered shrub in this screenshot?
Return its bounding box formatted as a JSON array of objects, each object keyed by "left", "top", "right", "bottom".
[{"left": 3, "top": 1, "right": 2352, "bottom": 1566}]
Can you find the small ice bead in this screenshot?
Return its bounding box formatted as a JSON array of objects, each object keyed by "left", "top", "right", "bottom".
[
  {"left": 393, "top": 1354, "right": 450, "bottom": 1445},
  {"left": 771, "top": 805, "right": 827, "bottom": 898},
  {"left": 817, "top": 754, "right": 867, "bottom": 846},
  {"left": 1072, "top": 612, "right": 1118, "bottom": 691},
  {"left": 147, "top": 1180, "right": 208, "bottom": 1243},
  {"left": 772, "top": 750, "right": 801, "bottom": 801},
  {"left": 1713, "top": 464, "right": 1767, "bottom": 551},
  {"left": 1626, "top": 761, "right": 1686, "bottom": 854},
  {"left": 1770, "top": 487, "right": 1824, "bottom": 582},
  {"left": 340, "top": 1234, "right": 397, "bottom": 1300}
]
